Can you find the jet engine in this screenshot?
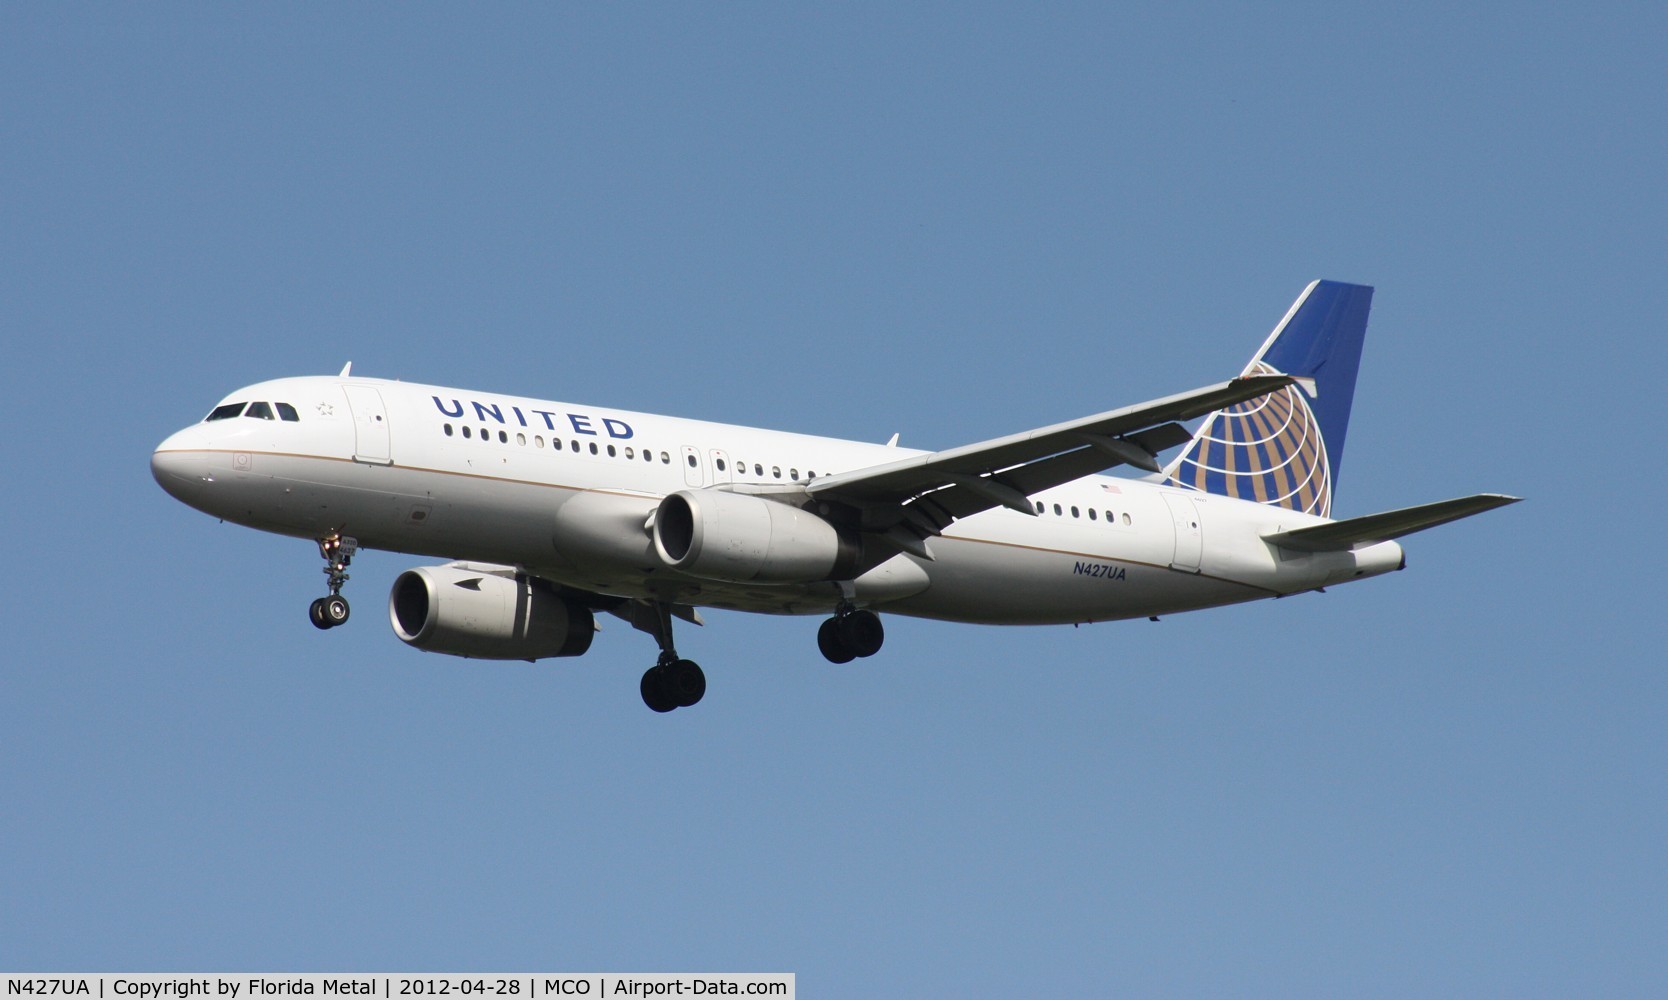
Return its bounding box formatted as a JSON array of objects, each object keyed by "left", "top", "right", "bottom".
[
  {"left": 652, "top": 489, "right": 860, "bottom": 584},
  {"left": 388, "top": 563, "right": 595, "bottom": 661}
]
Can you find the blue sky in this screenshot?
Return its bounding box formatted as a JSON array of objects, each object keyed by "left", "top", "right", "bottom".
[{"left": 3, "top": 4, "right": 1663, "bottom": 994}]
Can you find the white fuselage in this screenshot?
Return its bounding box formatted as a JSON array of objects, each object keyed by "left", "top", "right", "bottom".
[{"left": 151, "top": 375, "right": 1403, "bottom": 626}]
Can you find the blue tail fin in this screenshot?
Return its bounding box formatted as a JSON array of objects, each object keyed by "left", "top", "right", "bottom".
[{"left": 1162, "top": 280, "right": 1373, "bottom": 517}]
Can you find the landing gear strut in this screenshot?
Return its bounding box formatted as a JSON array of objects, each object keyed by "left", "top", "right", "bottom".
[
  {"left": 818, "top": 605, "right": 884, "bottom": 663},
  {"left": 308, "top": 534, "right": 357, "bottom": 630},
  {"left": 637, "top": 602, "right": 705, "bottom": 712}
]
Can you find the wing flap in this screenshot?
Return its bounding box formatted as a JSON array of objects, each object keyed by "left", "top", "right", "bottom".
[{"left": 1262, "top": 493, "right": 1521, "bottom": 552}]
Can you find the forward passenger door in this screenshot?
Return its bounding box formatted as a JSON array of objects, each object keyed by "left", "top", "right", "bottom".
[{"left": 341, "top": 385, "right": 392, "bottom": 465}]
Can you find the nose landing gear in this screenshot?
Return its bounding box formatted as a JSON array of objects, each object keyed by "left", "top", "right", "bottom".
[{"left": 308, "top": 534, "right": 357, "bottom": 630}]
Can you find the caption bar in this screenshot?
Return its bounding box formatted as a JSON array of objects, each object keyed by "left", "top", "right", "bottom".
[{"left": 5, "top": 977, "right": 792, "bottom": 1000}]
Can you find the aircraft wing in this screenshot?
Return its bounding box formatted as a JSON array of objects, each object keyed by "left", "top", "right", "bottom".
[
  {"left": 807, "top": 375, "right": 1292, "bottom": 555},
  {"left": 1261, "top": 493, "right": 1522, "bottom": 552}
]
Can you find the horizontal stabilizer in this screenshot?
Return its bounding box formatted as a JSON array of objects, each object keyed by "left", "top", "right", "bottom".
[{"left": 1263, "top": 493, "right": 1521, "bottom": 552}]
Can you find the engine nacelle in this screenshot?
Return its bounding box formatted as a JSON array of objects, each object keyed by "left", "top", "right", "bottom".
[
  {"left": 388, "top": 564, "right": 595, "bottom": 661},
  {"left": 652, "top": 489, "right": 859, "bottom": 584}
]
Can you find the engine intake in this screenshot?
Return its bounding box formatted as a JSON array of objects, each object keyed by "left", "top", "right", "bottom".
[
  {"left": 389, "top": 564, "right": 594, "bottom": 661},
  {"left": 653, "top": 489, "right": 859, "bottom": 584}
]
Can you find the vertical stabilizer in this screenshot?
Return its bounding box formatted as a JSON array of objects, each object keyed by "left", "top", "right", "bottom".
[{"left": 1162, "top": 280, "right": 1373, "bottom": 517}]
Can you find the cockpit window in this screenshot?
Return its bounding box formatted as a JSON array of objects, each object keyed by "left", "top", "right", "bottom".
[
  {"left": 275, "top": 402, "right": 300, "bottom": 422},
  {"left": 246, "top": 401, "right": 276, "bottom": 420},
  {"left": 206, "top": 402, "right": 246, "bottom": 421}
]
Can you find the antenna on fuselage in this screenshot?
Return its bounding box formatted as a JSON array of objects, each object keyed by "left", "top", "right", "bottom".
[{"left": 338, "top": 362, "right": 353, "bottom": 377}]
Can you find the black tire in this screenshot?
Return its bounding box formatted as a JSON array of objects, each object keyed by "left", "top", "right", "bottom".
[
  {"left": 838, "top": 610, "right": 885, "bottom": 658},
  {"left": 321, "top": 595, "right": 350, "bottom": 628},
  {"left": 664, "top": 659, "right": 707, "bottom": 708},
  {"left": 640, "top": 667, "right": 678, "bottom": 713},
  {"left": 309, "top": 598, "right": 331, "bottom": 630},
  {"left": 818, "top": 617, "right": 856, "bottom": 664}
]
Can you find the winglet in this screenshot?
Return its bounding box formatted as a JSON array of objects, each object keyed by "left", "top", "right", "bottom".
[{"left": 339, "top": 362, "right": 353, "bottom": 377}]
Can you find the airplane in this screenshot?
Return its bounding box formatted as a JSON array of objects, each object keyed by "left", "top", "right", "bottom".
[{"left": 151, "top": 280, "right": 1518, "bottom": 712}]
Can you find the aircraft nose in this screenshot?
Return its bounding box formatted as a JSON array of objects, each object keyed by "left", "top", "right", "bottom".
[{"left": 151, "top": 427, "right": 214, "bottom": 501}]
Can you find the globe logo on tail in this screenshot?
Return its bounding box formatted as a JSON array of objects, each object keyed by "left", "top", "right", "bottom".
[{"left": 1164, "top": 362, "right": 1333, "bottom": 517}]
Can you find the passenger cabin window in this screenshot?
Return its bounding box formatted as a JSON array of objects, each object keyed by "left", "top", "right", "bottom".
[
  {"left": 246, "top": 401, "right": 275, "bottom": 420},
  {"left": 276, "top": 402, "right": 300, "bottom": 422},
  {"left": 206, "top": 403, "right": 246, "bottom": 421}
]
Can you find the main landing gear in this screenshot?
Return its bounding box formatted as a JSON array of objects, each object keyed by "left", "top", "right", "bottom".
[
  {"left": 638, "top": 602, "right": 706, "bottom": 713},
  {"left": 641, "top": 653, "right": 706, "bottom": 714},
  {"left": 817, "top": 606, "right": 884, "bottom": 664},
  {"left": 308, "top": 534, "right": 357, "bottom": 630}
]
